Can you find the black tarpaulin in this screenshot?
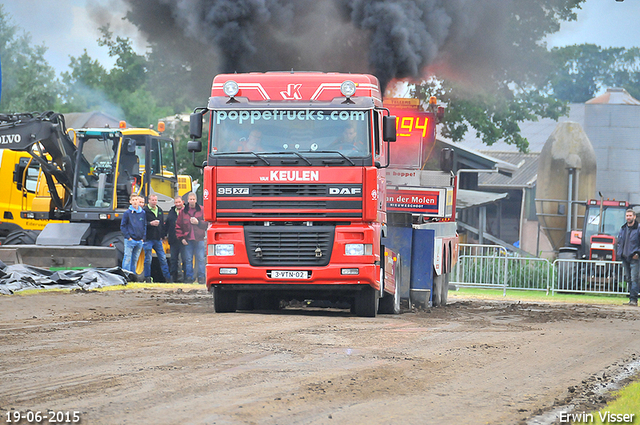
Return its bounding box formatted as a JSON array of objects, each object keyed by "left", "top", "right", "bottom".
[{"left": 0, "top": 261, "right": 135, "bottom": 295}]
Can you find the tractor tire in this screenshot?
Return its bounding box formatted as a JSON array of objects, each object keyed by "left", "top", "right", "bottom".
[
  {"left": 3, "top": 229, "right": 39, "bottom": 245},
  {"left": 557, "top": 250, "right": 578, "bottom": 291}
]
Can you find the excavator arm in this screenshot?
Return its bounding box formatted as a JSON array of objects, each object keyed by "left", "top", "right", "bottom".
[{"left": 0, "top": 111, "right": 77, "bottom": 211}]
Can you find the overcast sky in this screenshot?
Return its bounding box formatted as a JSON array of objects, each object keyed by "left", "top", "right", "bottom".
[{"left": 2, "top": 0, "right": 639, "bottom": 75}]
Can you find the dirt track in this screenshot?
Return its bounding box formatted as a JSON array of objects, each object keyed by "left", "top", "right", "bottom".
[{"left": 1, "top": 287, "right": 639, "bottom": 425}]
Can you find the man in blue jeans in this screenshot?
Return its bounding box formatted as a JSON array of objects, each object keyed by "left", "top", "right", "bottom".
[
  {"left": 121, "top": 193, "right": 146, "bottom": 274},
  {"left": 175, "top": 192, "right": 207, "bottom": 284},
  {"left": 143, "top": 194, "right": 172, "bottom": 282},
  {"left": 617, "top": 208, "right": 640, "bottom": 306}
]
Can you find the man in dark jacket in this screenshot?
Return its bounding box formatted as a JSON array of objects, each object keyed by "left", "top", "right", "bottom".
[
  {"left": 617, "top": 208, "right": 640, "bottom": 306},
  {"left": 143, "top": 194, "right": 172, "bottom": 282},
  {"left": 120, "top": 193, "right": 145, "bottom": 273},
  {"left": 166, "top": 195, "right": 187, "bottom": 282},
  {"left": 176, "top": 192, "right": 207, "bottom": 284}
]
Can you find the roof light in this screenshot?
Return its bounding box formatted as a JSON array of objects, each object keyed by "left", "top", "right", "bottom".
[
  {"left": 119, "top": 121, "right": 127, "bottom": 129},
  {"left": 340, "top": 80, "right": 357, "bottom": 97},
  {"left": 158, "top": 121, "right": 165, "bottom": 133},
  {"left": 429, "top": 96, "right": 438, "bottom": 105},
  {"left": 223, "top": 80, "right": 239, "bottom": 97}
]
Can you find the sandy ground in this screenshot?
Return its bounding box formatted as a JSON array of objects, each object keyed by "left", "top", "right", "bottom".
[{"left": 1, "top": 287, "right": 639, "bottom": 425}]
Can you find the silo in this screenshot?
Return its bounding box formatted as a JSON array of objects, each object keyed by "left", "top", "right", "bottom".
[
  {"left": 584, "top": 87, "right": 640, "bottom": 203},
  {"left": 536, "top": 122, "right": 597, "bottom": 251}
]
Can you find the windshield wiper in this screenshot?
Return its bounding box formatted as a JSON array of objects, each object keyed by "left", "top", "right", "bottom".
[
  {"left": 271, "top": 151, "right": 312, "bottom": 165},
  {"left": 214, "top": 151, "right": 270, "bottom": 165},
  {"left": 308, "top": 150, "right": 355, "bottom": 166}
]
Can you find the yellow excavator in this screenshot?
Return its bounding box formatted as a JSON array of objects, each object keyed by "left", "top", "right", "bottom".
[{"left": 0, "top": 111, "right": 191, "bottom": 278}]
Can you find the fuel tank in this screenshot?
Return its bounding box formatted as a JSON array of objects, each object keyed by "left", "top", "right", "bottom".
[{"left": 536, "top": 122, "right": 597, "bottom": 251}]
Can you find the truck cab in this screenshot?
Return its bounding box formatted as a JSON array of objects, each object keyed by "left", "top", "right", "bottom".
[{"left": 190, "top": 72, "right": 397, "bottom": 316}]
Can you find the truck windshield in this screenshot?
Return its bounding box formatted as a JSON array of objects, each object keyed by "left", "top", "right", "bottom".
[{"left": 210, "top": 110, "right": 371, "bottom": 157}]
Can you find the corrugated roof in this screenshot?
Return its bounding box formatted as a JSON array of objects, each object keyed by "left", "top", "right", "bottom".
[
  {"left": 586, "top": 87, "right": 640, "bottom": 105},
  {"left": 456, "top": 189, "right": 508, "bottom": 209},
  {"left": 477, "top": 151, "right": 539, "bottom": 189}
]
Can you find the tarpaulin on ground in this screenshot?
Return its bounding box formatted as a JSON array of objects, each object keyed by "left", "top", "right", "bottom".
[{"left": 0, "top": 261, "right": 136, "bottom": 295}]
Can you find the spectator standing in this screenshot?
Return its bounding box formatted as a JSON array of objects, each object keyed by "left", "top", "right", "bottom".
[
  {"left": 176, "top": 192, "right": 207, "bottom": 284},
  {"left": 121, "top": 193, "right": 145, "bottom": 274},
  {"left": 166, "top": 195, "right": 187, "bottom": 282},
  {"left": 617, "top": 208, "right": 640, "bottom": 306},
  {"left": 143, "top": 194, "right": 172, "bottom": 282}
]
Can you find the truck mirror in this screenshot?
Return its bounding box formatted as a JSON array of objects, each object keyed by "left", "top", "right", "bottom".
[
  {"left": 190, "top": 112, "right": 203, "bottom": 139},
  {"left": 187, "top": 140, "right": 202, "bottom": 153},
  {"left": 440, "top": 148, "right": 454, "bottom": 173},
  {"left": 383, "top": 116, "right": 396, "bottom": 142}
]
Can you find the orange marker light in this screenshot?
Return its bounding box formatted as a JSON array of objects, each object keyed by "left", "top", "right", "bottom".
[
  {"left": 158, "top": 122, "right": 165, "bottom": 133},
  {"left": 119, "top": 121, "right": 127, "bottom": 129}
]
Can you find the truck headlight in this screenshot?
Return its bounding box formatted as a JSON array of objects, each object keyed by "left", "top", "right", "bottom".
[
  {"left": 223, "top": 80, "right": 239, "bottom": 97},
  {"left": 345, "top": 243, "right": 372, "bottom": 256},
  {"left": 209, "top": 244, "right": 234, "bottom": 256}
]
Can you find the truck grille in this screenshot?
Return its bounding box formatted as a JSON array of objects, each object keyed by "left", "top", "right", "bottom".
[
  {"left": 216, "top": 184, "right": 363, "bottom": 219},
  {"left": 250, "top": 184, "right": 328, "bottom": 196},
  {"left": 244, "top": 225, "right": 334, "bottom": 267}
]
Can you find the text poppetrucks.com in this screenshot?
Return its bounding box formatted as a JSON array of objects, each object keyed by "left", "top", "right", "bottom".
[{"left": 559, "top": 411, "right": 635, "bottom": 423}]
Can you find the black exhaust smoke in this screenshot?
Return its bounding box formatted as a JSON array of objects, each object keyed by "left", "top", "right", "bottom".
[{"left": 113, "top": 0, "right": 530, "bottom": 93}]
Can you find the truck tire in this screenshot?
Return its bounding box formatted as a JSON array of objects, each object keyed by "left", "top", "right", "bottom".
[
  {"left": 441, "top": 273, "right": 449, "bottom": 305},
  {"left": 378, "top": 285, "right": 400, "bottom": 314},
  {"left": 3, "top": 229, "right": 39, "bottom": 245},
  {"left": 255, "top": 294, "right": 281, "bottom": 311},
  {"left": 100, "top": 232, "right": 125, "bottom": 266},
  {"left": 213, "top": 286, "right": 237, "bottom": 313},
  {"left": 432, "top": 273, "right": 445, "bottom": 307},
  {"left": 354, "top": 286, "right": 378, "bottom": 317},
  {"left": 379, "top": 257, "right": 401, "bottom": 314}
]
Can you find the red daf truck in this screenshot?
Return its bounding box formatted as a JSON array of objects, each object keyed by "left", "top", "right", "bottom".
[{"left": 188, "top": 72, "right": 457, "bottom": 316}]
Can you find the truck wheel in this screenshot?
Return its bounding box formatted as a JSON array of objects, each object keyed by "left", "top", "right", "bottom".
[
  {"left": 441, "top": 273, "right": 449, "bottom": 305},
  {"left": 213, "top": 286, "right": 237, "bottom": 313},
  {"left": 379, "top": 257, "right": 402, "bottom": 314},
  {"left": 432, "top": 273, "right": 443, "bottom": 307},
  {"left": 3, "top": 229, "right": 39, "bottom": 245},
  {"left": 354, "top": 286, "right": 378, "bottom": 317},
  {"left": 378, "top": 284, "right": 400, "bottom": 314},
  {"left": 100, "top": 232, "right": 125, "bottom": 266},
  {"left": 255, "top": 294, "right": 281, "bottom": 311}
]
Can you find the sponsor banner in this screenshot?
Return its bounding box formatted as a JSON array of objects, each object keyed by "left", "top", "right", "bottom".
[
  {"left": 386, "top": 188, "right": 445, "bottom": 216},
  {"left": 215, "top": 110, "right": 366, "bottom": 125}
]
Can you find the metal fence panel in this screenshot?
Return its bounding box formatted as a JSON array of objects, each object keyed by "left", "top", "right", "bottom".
[
  {"left": 452, "top": 244, "right": 629, "bottom": 296},
  {"left": 554, "top": 259, "right": 626, "bottom": 295},
  {"left": 453, "top": 244, "right": 508, "bottom": 290}
]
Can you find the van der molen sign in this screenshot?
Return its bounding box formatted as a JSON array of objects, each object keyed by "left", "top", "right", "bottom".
[{"left": 387, "top": 188, "right": 446, "bottom": 215}]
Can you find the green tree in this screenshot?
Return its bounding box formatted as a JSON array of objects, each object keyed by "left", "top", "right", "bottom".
[
  {"left": 548, "top": 44, "right": 640, "bottom": 102},
  {"left": 0, "top": 5, "right": 61, "bottom": 112},
  {"left": 59, "top": 50, "right": 112, "bottom": 114}
]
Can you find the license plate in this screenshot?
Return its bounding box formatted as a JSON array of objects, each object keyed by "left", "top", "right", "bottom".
[{"left": 271, "top": 270, "right": 309, "bottom": 279}]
